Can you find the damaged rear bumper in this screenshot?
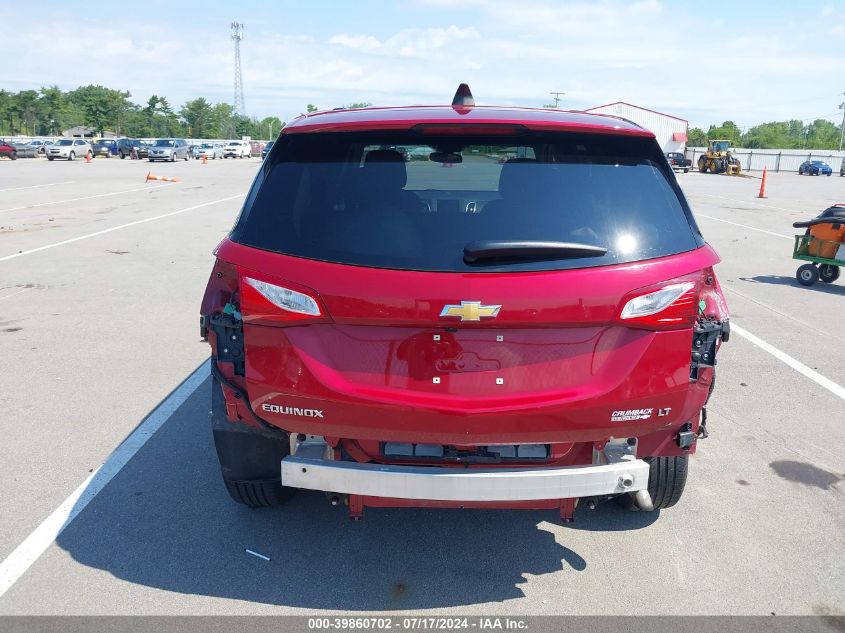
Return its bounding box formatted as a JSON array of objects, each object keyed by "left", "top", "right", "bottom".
[{"left": 281, "top": 441, "right": 649, "bottom": 502}]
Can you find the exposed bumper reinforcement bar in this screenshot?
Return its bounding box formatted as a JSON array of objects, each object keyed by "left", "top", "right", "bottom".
[{"left": 281, "top": 444, "right": 649, "bottom": 502}]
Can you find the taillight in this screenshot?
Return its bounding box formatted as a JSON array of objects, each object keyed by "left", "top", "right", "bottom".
[
  {"left": 239, "top": 274, "right": 327, "bottom": 324},
  {"left": 616, "top": 274, "right": 700, "bottom": 330}
]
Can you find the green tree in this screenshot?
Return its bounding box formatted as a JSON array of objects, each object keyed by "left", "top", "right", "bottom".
[
  {"left": 805, "top": 119, "right": 840, "bottom": 149},
  {"left": 687, "top": 127, "right": 707, "bottom": 147},
  {"left": 306, "top": 104, "right": 318, "bottom": 113},
  {"left": 180, "top": 97, "right": 213, "bottom": 137},
  {"left": 344, "top": 102, "right": 372, "bottom": 109},
  {"left": 706, "top": 121, "right": 742, "bottom": 146},
  {"left": 67, "top": 85, "right": 131, "bottom": 134},
  {"left": 258, "top": 116, "right": 284, "bottom": 139},
  {"left": 209, "top": 102, "right": 235, "bottom": 138}
]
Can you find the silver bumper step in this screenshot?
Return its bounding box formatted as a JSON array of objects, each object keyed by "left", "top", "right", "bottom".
[{"left": 281, "top": 443, "right": 649, "bottom": 502}]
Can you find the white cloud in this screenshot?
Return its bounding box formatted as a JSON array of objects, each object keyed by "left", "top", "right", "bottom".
[{"left": 329, "top": 34, "right": 382, "bottom": 50}]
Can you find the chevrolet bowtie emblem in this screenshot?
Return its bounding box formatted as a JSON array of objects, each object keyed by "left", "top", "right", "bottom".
[{"left": 440, "top": 301, "right": 502, "bottom": 322}]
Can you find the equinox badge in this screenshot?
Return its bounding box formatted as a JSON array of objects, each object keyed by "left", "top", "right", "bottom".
[{"left": 440, "top": 301, "right": 502, "bottom": 322}]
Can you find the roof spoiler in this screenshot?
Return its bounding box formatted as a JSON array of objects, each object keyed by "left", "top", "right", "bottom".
[{"left": 452, "top": 83, "right": 475, "bottom": 107}]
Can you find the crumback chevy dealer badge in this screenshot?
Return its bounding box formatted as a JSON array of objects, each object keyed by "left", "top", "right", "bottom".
[{"left": 611, "top": 408, "right": 654, "bottom": 422}]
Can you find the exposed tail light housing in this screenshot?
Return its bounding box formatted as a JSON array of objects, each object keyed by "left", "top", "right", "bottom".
[
  {"left": 616, "top": 273, "right": 701, "bottom": 330},
  {"left": 239, "top": 273, "right": 328, "bottom": 324},
  {"left": 244, "top": 277, "right": 320, "bottom": 316}
]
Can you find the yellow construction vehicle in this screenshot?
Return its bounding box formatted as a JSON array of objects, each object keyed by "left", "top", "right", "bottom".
[{"left": 697, "top": 140, "right": 742, "bottom": 175}]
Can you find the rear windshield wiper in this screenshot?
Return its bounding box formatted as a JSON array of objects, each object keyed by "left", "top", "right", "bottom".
[{"left": 463, "top": 240, "right": 607, "bottom": 264}]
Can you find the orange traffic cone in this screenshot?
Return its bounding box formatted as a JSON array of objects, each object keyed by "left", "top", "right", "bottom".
[
  {"left": 145, "top": 172, "right": 181, "bottom": 183},
  {"left": 85, "top": 152, "right": 92, "bottom": 163},
  {"left": 757, "top": 166, "right": 767, "bottom": 198},
  {"left": 202, "top": 154, "right": 207, "bottom": 165}
]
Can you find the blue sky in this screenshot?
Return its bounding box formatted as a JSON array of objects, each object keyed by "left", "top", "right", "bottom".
[{"left": 2, "top": 0, "right": 843, "bottom": 129}]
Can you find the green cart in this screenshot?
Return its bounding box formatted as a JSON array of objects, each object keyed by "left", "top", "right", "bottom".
[{"left": 792, "top": 233, "right": 843, "bottom": 286}]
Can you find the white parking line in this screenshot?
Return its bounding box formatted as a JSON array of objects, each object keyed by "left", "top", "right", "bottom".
[
  {"left": 725, "top": 286, "right": 845, "bottom": 345},
  {"left": 732, "top": 322, "right": 845, "bottom": 402},
  {"left": 0, "top": 359, "right": 210, "bottom": 599},
  {"left": 0, "top": 193, "right": 244, "bottom": 263},
  {"left": 0, "top": 183, "right": 175, "bottom": 214},
  {"left": 0, "top": 181, "right": 74, "bottom": 193},
  {"left": 696, "top": 213, "right": 793, "bottom": 240}
]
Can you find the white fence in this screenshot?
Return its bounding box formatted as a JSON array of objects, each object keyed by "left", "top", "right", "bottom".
[{"left": 684, "top": 147, "right": 844, "bottom": 173}]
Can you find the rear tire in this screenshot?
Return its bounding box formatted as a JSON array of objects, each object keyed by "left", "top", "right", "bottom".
[
  {"left": 819, "top": 264, "right": 840, "bottom": 283},
  {"left": 616, "top": 455, "right": 688, "bottom": 511},
  {"left": 68, "top": 151, "right": 75, "bottom": 161},
  {"left": 224, "top": 479, "right": 293, "bottom": 507},
  {"left": 10, "top": 151, "right": 17, "bottom": 161},
  {"left": 211, "top": 376, "right": 295, "bottom": 508},
  {"left": 645, "top": 455, "right": 688, "bottom": 509},
  {"left": 796, "top": 263, "right": 819, "bottom": 286},
  {"left": 698, "top": 157, "right": 707, "bottom": 173}
]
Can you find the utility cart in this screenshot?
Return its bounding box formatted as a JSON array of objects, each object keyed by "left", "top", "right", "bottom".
[{"left": 793, "top": 210, "right": 845, "bottom": 286}]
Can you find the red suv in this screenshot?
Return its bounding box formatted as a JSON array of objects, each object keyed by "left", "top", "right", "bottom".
[{"left": 201, "top": 86, "right": 729, "bottom": 521}]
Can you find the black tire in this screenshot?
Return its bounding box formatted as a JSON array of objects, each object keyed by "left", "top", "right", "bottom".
[
  {"left": 645, "top": 456, "right": 688, "bottom": 508},
  {"left": 224, "top": 479, "right": 293, "bottom": 507},
  {"left": 698, "top": 158, "right": 707, "bottom": 173},
  {"left": 211, "top": 376, "right": 295, "bottom": 508},
  {"left": 47, "top": 157, "right": 53, "bottom": 161},
  {"left": 68, "top": 151, "right": 75, "bottom": 161},
  {"left": 796, "top": 263, "right": 819, "bottom": 286},
  {"left": 683, "top": 168, "right": 689, "bottom": 173},
  {"left": 10, "top": 151, "right": 16, "bottom": 161},
  {"left": 120, "top": 152, "right": 126, "bottom": 159},
  {"left": 616, "top": 455, "right": 688, "bottom": 511},
  {"left": 819, "top": 264, "right": 840, "bottom": 283}
]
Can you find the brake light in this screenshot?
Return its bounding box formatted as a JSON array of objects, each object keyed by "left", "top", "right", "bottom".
[
  {"left": 239, "top": 275, "right": 326, "bottom": 324},
  {"left": 411, "top": 124, "right": 528, "bottom": 136},
  {"left": 617, "top": 276, "right": 699, "bottom": 330}
]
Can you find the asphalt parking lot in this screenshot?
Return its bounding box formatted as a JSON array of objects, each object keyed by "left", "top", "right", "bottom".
[{"left": 0, "top": 158, "right": 843, "bottom": 616}]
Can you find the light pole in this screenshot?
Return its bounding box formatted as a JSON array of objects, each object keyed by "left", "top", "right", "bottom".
[{"left": 838, "top": 100, "right": 844, "bottom": 152}]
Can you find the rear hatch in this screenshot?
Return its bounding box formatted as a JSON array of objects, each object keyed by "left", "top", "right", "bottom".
[{"left": 210, "top": 128, "right": 720, "bottom": 446}]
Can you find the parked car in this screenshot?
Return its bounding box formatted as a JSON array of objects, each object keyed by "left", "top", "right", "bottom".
[
  {"left": 223, "top": 140, "right": 251, "bottom": 158},
  {"left": 260, "top": 140, "right": 274, "bottom": 159},
  {"left": 27, "top": 140, "right": 49, "bottom": 154},
  {"left": 665, "top": 152, "right": 691, "bottom": 173},
  {"left": 47, "top": 138, "right": 92, "bottom": 161},
  {"left": 407, "top": 146, "right": 431, "bottom": 161},
  {"left": 116, "top": 138, "right": 143, "bottom": 159},
  {"left": 200, "top": 84, "right": 730, "bottom": 521},
  {"left": 5, "top": 142, "right": 39, "bottom": 158},
  {"left": 148, "top": 138, "right": 190, "bottom": 162},
  {"left": 92, "top": 138, "right": 117, "bottom": 158},
  {"left": 0, "top": 140, "right": 18, "bottom": 159},
  {"left": 798, "top": 160, "right": 832, "bottom": 176},
  {"left": 196, "top": 142, "right": 224, "bottom": 160}
]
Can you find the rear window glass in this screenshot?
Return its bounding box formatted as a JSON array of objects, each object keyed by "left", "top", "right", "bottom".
[{"left": 231, "top": 131, "right": 702, "bottom": 272}]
